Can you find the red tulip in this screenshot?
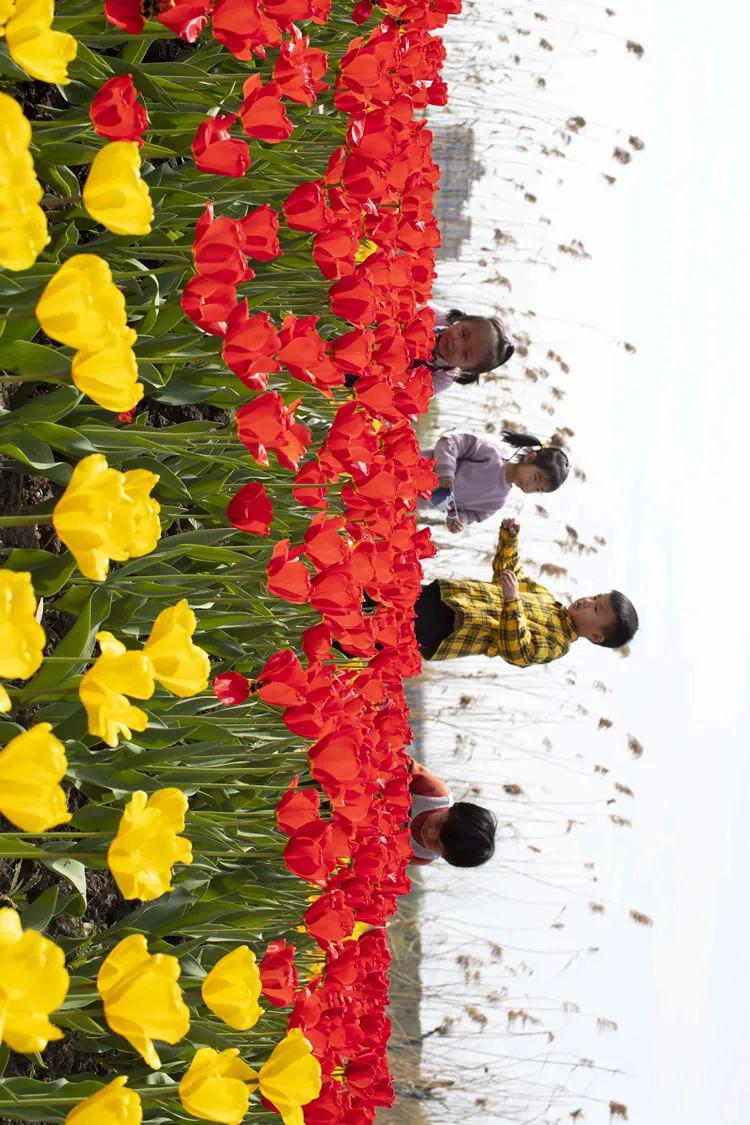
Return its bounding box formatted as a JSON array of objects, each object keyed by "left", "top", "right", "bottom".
[
  {"left": 276, "top": 785, "right": 320, "bottom": 835},
  {"left": 90, "top": 75, "right": 149, "bottom": 145},
  {"left": 117, "top": 409, "right": 135, "bottom": 424},
  {"left": 351, "top": 0, "right": 373, "bottom": 22},
  {"left": 301, "top": 622, "right": 332, "bottom": 666},
  {"left": 223, "top": 304, "right": 281, "bottom": 389},
  {"left": 156, "top": 0, "right": 212, "bottom": 40},
  {"left": 277, "top": 315, "right": 343, "bottom": 394},
  {"left": 266, "top": 539, "right": 311, "bottom": 604},
  {"left": 304, "top": 890, "right": 355, "bottom": 945},
  {"left": 193, "top": 203, "right": 251, "bottom": 285},
  {"left": 329, "top": 274, "right": 377, "bottom": 325},
  {"left": 227, "top": 481, "right": 274, "bottom": 535},
  {"left": 255, "top": 648, "right": 307, "bottom": 706},
  {"left": 192, "top": 113, "right": 251, "bottom": 177},
  {"left": 425, "top": 75, "right": 449, "bottom": 105},
  {"left": 304, "top": 1080, "right": 353, "bottom": 1124},
  {"left": 263, "top": 0, "right": 317, "bottom": 18},
  {"left": 105, "top": 0, "right": 144, "bottom": 33},
  {"left": 330, "top": 328, "right": 374, "bottom": 375},
  {"left": 312, "top": 222, "right": 360, "bottom": 281},
  {"left": 213, "top": 671, "right": 252, "bottom": 706},
  {"left": 283, "top": 180, "right": 331, "bottom": 233},
  {"left": 181, "top": 274, "right": 237, "bottom": 337},
  {"left": 308, "top": 728, "right": 361, "bottom": 788},
  {"left": 240, "top": 204, "right": 281, "bottom": 261},
  {"left": 273, "top": 28, "right": 329, "bottom": 106},
  {"left": 260, "top": 939, "right": 298, "bottom": 1007},
  {"left": 211, "top": 0, "right": 282, "bottom": 59},
  {"left": 302, "top": 514, "right": 350, "bottom": 571},
  {"left": 239, "top": 75, "right": 294, "bottom": 144},
  {"left": 284, "top": 818, "right": 347, "bottom": 884},
  {"left": 291, "top": 466, "right": 327, "bottom": 513},
  {"left": 274, "top": 421, "right": 312, "bottom": 472}
]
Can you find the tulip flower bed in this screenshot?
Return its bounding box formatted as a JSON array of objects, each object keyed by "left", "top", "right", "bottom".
[{"left": 0, "top": 0, "right": 455, "bottom": 1121}]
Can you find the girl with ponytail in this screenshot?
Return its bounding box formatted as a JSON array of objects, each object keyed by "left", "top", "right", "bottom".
[
  {"left": 422, "top": 430, "right": 570, "bottom": 532},
  {"left": 429, "top": 307, "right": 516, "bottom": 391}
]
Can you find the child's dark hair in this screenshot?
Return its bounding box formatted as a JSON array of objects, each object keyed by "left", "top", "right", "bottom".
[
  {"left": 439, "top": 802, "right": 497, "bottom": 868},
  {"left": 502, "top": 430, "right": 569, "bottom": 492},
  {"left": 445, "top": 309, "right": 515, "bottom": 382},
  {"left": 600, "top": 591, "right": 639, "bottom": 649}
]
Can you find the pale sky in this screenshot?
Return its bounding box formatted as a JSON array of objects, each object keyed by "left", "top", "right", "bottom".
[{"left": 414, "top": 1, "right": 750, "bottom": 1122}]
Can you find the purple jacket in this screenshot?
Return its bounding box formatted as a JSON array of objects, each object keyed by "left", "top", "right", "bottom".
[{"left": 426, "top": 432, "right": 511, "bottom": 525}]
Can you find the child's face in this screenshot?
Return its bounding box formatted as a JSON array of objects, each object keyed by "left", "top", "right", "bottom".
[
  {"left": 513, "top": 453, "right": 550, "bottom": 493},
  {"left": 436, "top": 318, "right": 494, "bottom": 371},
  {"left": 569, "top": 593, "right": 616, "bottom": 644},
  {"left": 421, "top": 809, "right": 449, "bottom": 855}
]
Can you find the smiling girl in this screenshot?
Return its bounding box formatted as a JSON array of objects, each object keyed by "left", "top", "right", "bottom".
[{"left": 430, "top": 307, "right": 515, "bottom": 391}]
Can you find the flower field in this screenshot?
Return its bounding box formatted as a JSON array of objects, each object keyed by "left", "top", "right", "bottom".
[{"left": 0, "top": 0, "right": 457, "bottom": 1120}]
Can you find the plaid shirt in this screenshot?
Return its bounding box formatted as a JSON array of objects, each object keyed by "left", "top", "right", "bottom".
[{"left": 431, "top": 527, "right": 577, "bottom": 665}]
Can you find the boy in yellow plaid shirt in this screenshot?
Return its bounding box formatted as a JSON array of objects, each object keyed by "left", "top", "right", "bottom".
[{"left": 415, "top": 519, "right": 638, "bottom": 665}]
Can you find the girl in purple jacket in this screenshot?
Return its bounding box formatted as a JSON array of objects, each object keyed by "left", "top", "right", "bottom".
[{"left": 423, "top": 431, "right": 569, "bottom": 532}]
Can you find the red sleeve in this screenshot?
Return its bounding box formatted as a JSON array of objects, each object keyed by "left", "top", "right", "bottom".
[{"left": 409, "top": 760, "right": 450, "bottom": 798}]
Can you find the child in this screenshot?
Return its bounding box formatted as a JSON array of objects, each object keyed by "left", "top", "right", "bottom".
[
  {"left": 429, "top": 307, "right": 515, "bottom": 391},
  {"left": 413, "top": 518, "right": 638, "bottom": 665},
  {"left": 422, "top": 430, "right": 569, "bottom": 532},
  {"left": 407, "top": 754, "right": 496, "bottom": 868},
  {"left": 344, "top": 306, "right": 514, "bottom": 390}
]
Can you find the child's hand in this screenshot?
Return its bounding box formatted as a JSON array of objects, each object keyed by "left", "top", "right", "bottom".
[
  {"left": 501, "top": 517, "right": 520, "bottom": 536},
  {"left": 447, "top": 515, "right": 464, "bottom": 533},
  {"left": 498, "top": 569, "right": 519, "bottom": 599}
]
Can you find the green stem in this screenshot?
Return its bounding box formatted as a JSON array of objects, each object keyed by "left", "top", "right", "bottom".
[{"left": 0, "top": 514, "right": 54, "bottom": 527}]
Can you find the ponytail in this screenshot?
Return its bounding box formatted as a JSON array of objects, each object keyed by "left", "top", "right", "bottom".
[
  {"left": 501, "top": 430, "right": 543, "bottom": 449},
  {"left": 502, "top": 430, "right": 570, "bottom": 492}
]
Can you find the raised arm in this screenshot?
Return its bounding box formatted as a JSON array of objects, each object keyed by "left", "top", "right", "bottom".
[
  {"left": 406, "top": 756, "right": 451, "bottom": 798},
  {"left": 492, "top": 518, "right": 523, "bottom": 582}
]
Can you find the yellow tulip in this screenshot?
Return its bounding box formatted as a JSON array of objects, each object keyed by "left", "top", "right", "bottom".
[
  {"left": 65, "top": 1076, "right": 142, "bottom": 1125},
  {"left": 354, "top": 237, "right": 378, "bottom": 263},
  {"left": 79, "top": 631, "right": 154, "bottom": 748},
  {"left": 257, "top": 1029, "right": 321, "bottom": 1125},
  {"left": 0, "top": 906, "right": 69, "bottom": 1054},
  {"left": 201, "top": 947, "right": 264, "bottom": 1032},
  {"left": 4, "top": 0, "right": 77, "bottom": 85},
  {"left": 107, "top": 788, "right": 192, "bottom": 902},
  {"left": 71, "top": 326, "right": 143, "bottom": 414},
  {"left": 0, "top": 1, "right": 16, "bottom": 27},
  {"left": 0, "top": 570, "right": 45, "bottom": 681},
  {"left": 0, "top": 723, "right": 70, "bottom": 833},
  {"left": 0, "top": 93, "right": 49, "bottom": 271},
  {"left": 0, "top": 198, "right": 50, "bottom": 272},
  {"left": 0, "top": 684, "right": 10, "bottom": 712},
  {"left": 179, "top": 1047, "right": 259, "bottom": 1125},
  {"left": 143, "top": 600, "right": 210, "bottom": 697},
  {"left": 83, "top": 141, "right": 154, "bottom": 236},
  {"left": 36, "top": 255, "right": 128, "bottom": 352},
  {"left": 97, "top": 935, "right": 190, "bottom": 1070},
  {"left": 118, "top": 468, "right": 162, "bottom": 559},
  {"left": 52, "top": 454, "right": 161, "bottom": 582}
]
